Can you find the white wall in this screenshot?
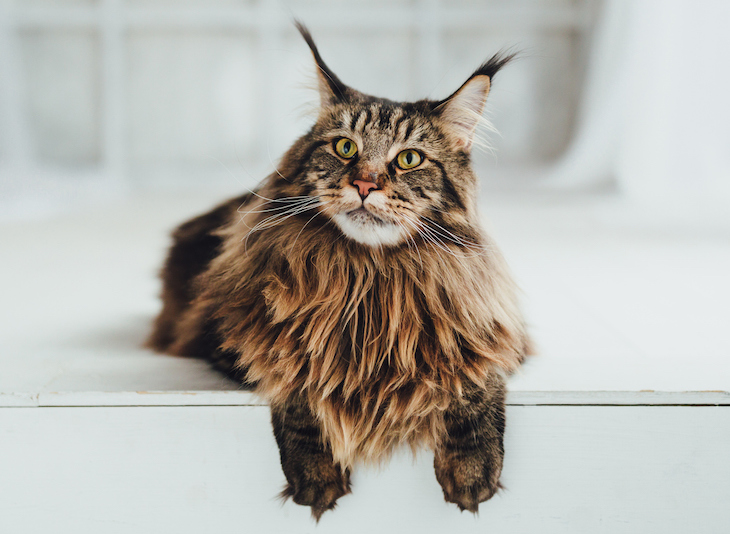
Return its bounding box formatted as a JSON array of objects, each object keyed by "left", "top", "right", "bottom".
[{"left": 0, "top": 0, "right": 598, "bottom": 195}]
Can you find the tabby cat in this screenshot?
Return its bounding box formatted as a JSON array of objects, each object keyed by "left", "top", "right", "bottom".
[{"left": 148, "top": 23, "right": 530, "bottom": 519}]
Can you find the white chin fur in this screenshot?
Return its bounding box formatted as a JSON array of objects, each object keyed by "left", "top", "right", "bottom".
[{"left": 333, "top": 211, "right": 406, "bottom": 247}]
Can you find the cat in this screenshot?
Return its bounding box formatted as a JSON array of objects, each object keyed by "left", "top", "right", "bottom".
[{"left": 148, "top": 22, "right": 530, "bottom": 520}]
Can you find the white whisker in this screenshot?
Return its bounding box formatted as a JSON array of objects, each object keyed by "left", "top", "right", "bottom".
[
  {"left": 241, "top": 198, "right": 327, "bottom": 253},
  {"left": 252, "top": 202, "right": 323, "bottom": 232},
  {"left": 397, "top": 218, "right": 423, "bottom": 268},
  {"left": 289, "top": 202, "right": 330, "bottom": 252},
  {"left": 239, "top": 197, "right": 320, "bottom": 215},
  {"left": 265, "top": 135, "right": 290, "bottom": 182},
  {"left": 419, "top": 214, "right": 492, "bottom": 255},
  {"left": 398, "top": 206, "right": 490, "bottom": 257},
  {"left": 236, "top": 196, "right": 321, "bottom": 233}
]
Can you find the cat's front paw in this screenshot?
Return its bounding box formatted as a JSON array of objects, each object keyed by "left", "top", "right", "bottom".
[
  {"left": 434, "top": 444, "right": 503, "bottom": 513},
  {"left": 280, "top": 463, "right": 351, "bottom": 521}
]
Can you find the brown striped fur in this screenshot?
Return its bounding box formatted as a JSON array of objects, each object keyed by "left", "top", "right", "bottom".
[{"left": 148, "top": 23, "right": 529, "bottom": 517}]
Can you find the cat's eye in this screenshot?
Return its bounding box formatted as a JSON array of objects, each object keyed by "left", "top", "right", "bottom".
[
  {"left": 396, "top": 149, "right": 422, "bottom": 170},
  {"left": 334, "top": 138, "right": 358, "bottom": 159}
]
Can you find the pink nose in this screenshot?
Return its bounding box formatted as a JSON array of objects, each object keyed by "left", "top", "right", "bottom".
[{"left": 352, "top": 179, "right": 379, "bottom": 199}]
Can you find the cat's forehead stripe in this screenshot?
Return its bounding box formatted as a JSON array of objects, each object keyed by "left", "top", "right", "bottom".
[
  {"left": 393, "top": 113, "right": 409, "bottom": 140},
  {"left": 334, "top": 103, "right": 435, "bottom": 147},
  {"left": 403, "top": 121, "right": 416, "bottom": 143},
  {"left": 340, "top": 110, "right": 354, "bottom": 131},
  {"left": 356, "top": 108, "right": 370, "bottom": 133},
  {"left": 348, "top": 110, "right": 362, "bottom": 132},
  {"left": 362, "top": 107, "right": 373, "bottom": 132},
  {"left": 377, "top": 106, "right": 393, "bottom": 129},
  {"left": 360, "top": 105, "right": 382, "bottom": 134}
]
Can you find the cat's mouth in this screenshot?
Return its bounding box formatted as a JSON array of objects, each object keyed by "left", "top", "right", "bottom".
[
  {"left": 346, "top": 206, "right": 388, "bottom": 226},
  {"left": 332, "top": 204, "right": 406, "bottom": 247}
]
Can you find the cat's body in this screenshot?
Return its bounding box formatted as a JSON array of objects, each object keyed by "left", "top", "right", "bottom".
[{"left": 148, "top": 24, "right": 530, "bottom": 519}]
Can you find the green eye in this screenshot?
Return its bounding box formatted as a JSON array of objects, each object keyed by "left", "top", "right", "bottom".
[
  {"left": 396, "top": 149, "right": 422, "bottom": 170},
  {"left": 335, "top": 138, "right": 358, "bottom": 159}
]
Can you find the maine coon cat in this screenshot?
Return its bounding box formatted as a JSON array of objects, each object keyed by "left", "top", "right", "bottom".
[{"left": 148, "top": 23, "right": 530, "bottom": 520}]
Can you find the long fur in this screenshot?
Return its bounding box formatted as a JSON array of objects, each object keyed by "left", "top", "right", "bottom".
[
  {"left": 160, "top": 186, "right": 528, "bottom": 467},
  {"left": 149, "top": 25, "right": 530, "bottom": 471}
]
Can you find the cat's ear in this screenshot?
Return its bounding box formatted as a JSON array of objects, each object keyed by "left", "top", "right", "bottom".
[
  {"left": 435, "top": 51, "right": 516, "bottom": 152},
  {"left": 295, "top": 21, "right": 353, "bottom": 109}
]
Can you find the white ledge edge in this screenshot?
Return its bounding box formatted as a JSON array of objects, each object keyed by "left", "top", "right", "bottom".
[{"left": 1, "top": 390, "right": 728, "bottom": 408}]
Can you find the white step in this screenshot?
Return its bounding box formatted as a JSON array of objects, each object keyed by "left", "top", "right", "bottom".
[{"left": 1, "top": 191, "right": 728, "bottom": 533}]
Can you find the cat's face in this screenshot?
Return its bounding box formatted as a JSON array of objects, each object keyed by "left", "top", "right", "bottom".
[
  {"left": 275, "top": 25, "right": 513, "bottom": 249},
  {"left": 303, "top": 100, "right": 471, "bottom": 247}
]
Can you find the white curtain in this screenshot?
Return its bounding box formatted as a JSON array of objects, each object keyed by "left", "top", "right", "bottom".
[{"left": 549, "top": 0, "right": 730, "bottom": 211}]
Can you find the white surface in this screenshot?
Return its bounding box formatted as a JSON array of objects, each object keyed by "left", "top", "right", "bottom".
[
  {"left": 1, "top": 191, "right": 728, "bottom": 399},
  {"left": 3, "top": 390, "right": 729, "bottom": 409},
  {"left": 1, "top": 405, "right": 728, "bottom": 533},
  {"left": 1, "top": 191, "right": 728, "bottom": 531}
]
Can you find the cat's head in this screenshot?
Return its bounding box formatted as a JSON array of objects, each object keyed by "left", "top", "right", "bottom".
[{"left": 273, "top": 23, "right": 514, "bottom": 249}]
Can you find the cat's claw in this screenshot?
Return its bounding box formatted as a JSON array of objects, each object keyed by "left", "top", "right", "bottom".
[
  {"left": 280, "top": 470, "right": 351, "bottom": 521},
  {"left": 434, "top": 450, "right": 503, "bottom": 514}
]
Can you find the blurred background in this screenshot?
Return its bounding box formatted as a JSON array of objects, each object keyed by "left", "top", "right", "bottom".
[
  {"left": 0, "top": 0, "right": 601, "bottom": 218},
  {"left": 1, "top": 0, "right": 728, "bottom": 220}
]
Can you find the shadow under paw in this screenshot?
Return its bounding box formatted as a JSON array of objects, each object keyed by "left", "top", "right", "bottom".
[{"left": 434, "top": 448, "right": 503, "bottom": 513}]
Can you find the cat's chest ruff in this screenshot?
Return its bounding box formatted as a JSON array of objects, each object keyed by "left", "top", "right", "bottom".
[
  {"left": 218, "top": 222, "right": 524, "bottom": 402},
  {"left": 261, "top": 253, "right": 455, "bottom": 374}
]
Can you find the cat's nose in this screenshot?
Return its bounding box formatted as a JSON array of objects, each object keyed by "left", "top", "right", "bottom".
[{"left": 352, "top": 178, "right": 379, "bottom": 199}]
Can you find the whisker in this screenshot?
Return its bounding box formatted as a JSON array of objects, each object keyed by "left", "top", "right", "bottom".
[
  {"left": 241, "top": 198, "right": 328, "bottom": 253},
  {"left": 417, "top": 224, "right": 454, "bottom": 257},
  {"left": 398, "top": 205, "right": 491, "bottom": 256},
  {"left": 289, "top": 202, "right": 330, "bottom": 252},
  {"left": 209, "top": 156, "right": 249, "bottom": 189},
  {"left": 236, "top": 197, "right": 321, "bottom": 233},
  {"left": 412, "top": 219, "right": 480, "bottom": 261},
  {"left": 397, "top": 218, "right": 423, "bottom": 268},
  {"left": 399, "top": 205, "right": 484, "bottom": 249},
  {"left": 402, "top": 216, "right": 442, "bottom": 256},
  {"left": 239, "top": 197, "right": 320, "bottom": 214},
  {"left": 419, "top": 215, "right": 492, "bottom": 254},
  {"left": 265, "top": 135, "right": 290, "bottom": 183},
  {"left": 237, "top": 195, "right": 316, "bottom": 211},
  {"left": 252, "top": 202, "right": 323, "bottom": 232},
  {"left": 421, "top": 226, "right": 478, "bottom": 259},
  {"left": 208, "top": 156, "right": 289, "bottom": 212}
]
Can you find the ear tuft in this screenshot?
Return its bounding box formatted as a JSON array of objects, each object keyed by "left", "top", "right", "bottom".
[
  {"left": 470, "top": 50, "right": 518, "bottom": 82},
  {"left": 436, "top": 50, "right": 517, "bottom": 152},
  {"left": 295, "top": 21, "right": 350, "bottom": 108}
]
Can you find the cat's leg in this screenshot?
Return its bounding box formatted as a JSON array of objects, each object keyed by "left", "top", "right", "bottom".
[
  {"left": 271, "top": 396, "right": 351, "bottom": 521},
  {"left": 434, "top": 373, "right": 506, "bottom": 513}
]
